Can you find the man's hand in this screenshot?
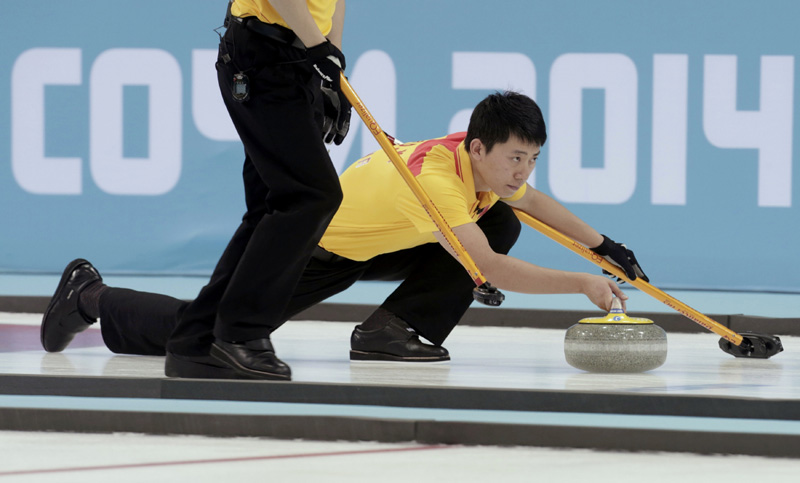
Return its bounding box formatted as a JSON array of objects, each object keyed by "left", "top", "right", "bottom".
[
  {"left": 581, "top": 274, "right": 628, "bottom": 311},
  {"left": 307, "top": 40, "right": 351, "bottom": 144},
  {"left": 590, "top": 235, "right": 649, "bottom": 283},
  {"left": 307, "top": 40, "right": 345, "bottom": 88},
  {"left": 321, "top": 82, "right": 350, "bottom": 145}
]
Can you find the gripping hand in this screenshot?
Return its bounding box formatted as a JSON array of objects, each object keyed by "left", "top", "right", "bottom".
[
  {"left": 591, "top": 235, "right": 649, "bottom": 283},
  {"left": 308, "top": 40, "right": 351, "bottom": 144}
]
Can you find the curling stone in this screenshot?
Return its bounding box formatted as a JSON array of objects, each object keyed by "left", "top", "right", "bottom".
[{"left": 564, "top": 299, "right": 667, "bottom": 373}]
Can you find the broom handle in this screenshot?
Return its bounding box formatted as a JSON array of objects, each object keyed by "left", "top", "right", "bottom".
[
  {"left": 338, "top": 74, "right": 488, "bottom": 287},
  {"left": 513, "top": 209, "right": 744, "bottom": 345}
]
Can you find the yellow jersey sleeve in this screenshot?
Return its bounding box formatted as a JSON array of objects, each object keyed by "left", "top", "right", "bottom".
[{"left": 232, "top": 0, "right": 337, "bottom": 36}]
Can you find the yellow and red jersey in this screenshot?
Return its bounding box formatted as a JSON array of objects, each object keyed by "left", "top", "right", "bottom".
[
  {"left": 319, "top": 132, "right": 526, "bottom": 261},
  {"left": 231, "top": 0, "right": 338, "bottom": 35}
]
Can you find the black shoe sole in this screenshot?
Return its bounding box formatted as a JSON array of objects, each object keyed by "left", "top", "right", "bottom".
[
  {"left": 349, "top": 350, "right": 451, "bottom": 363},
  {"left": 40, "top": 258, "right": 92, "bottom": 352},
  {"left": 164, "top": 352, "right": 246, "bottom": 379},
  {"left": 210, "top": 344, "right": 291, "bottom": 381}
]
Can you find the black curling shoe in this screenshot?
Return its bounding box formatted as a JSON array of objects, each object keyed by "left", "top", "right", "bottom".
[
  {"left": 41, "top": 259, "right": 102, "bottom": 352},
  {"left": 164, "top": 352, "right": 242, "bottom": 379},
  {"left": 350, "top": 317, "right": 450, "bottom": 362},
  {"left": 210, "top": 338, "right": 292, "bottom": 380}
]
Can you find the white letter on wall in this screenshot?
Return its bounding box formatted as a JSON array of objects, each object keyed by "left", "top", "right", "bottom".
[
  {"left": 651, "top": 54, "right": 689, "bottom": 205},
  {"left": 703, "top": 55, "right": 794, "bottom": 207},
  {"left": 11, "top": 48, "right": 82, "bottom": 194},
  {"left": 90, "top": 48, "right": 182, "bottom": 195},
  {"left": 549, "top": 53, "right": 638, "bottom": 204},
  {"left": 449, "top": 52, "right": 536, "bottom": 132}
]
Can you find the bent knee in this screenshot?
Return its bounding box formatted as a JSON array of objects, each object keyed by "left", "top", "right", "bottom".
[{"left": 479, "top": 203, "right": 521, "bottom": 254}]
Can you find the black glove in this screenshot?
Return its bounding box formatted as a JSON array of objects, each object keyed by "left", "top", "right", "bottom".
[
  {"left": 590, "top": 235, "right": 649, "bottom": 283},
  {"left": 307, "top": 39, "right": 346, "bottom": 88},
  {"left": 321, "top": 81, "right": 351, "bottom": 145},
  {"left": 307, "top": 40, "right": 351, "bottom": 145}
]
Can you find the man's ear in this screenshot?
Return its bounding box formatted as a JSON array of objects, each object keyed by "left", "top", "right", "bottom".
[{"left": 469, "top": 138, "right": 484, "bottom": 160}]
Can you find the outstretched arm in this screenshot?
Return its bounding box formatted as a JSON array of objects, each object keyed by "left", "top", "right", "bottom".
[
  {"left": 505, "top": 185, "right": 603, "bottom": 248},
  {"left": 506, "top": 184, "right": 648, "bottom": 282},
  {"left": 433, "top": 222, "right": 626, "bottom": 312}
]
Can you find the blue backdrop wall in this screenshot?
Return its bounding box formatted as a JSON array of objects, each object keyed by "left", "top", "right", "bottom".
[{"left": 1, "top": 1, "right": 798, "bottom": 293}]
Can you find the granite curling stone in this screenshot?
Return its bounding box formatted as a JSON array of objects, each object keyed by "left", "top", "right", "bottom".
[{"left": 564, "top": 298, "right": 667, "bottom": 373}]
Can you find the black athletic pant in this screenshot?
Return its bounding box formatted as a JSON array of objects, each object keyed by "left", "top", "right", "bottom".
[
  {"left": 98, "top": 203, "right": 521, "bottom": 355},
  {"left": 164, "top": 16, "right": 342, "bottom": 358}
]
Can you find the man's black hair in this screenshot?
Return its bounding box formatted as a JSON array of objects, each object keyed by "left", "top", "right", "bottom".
[{"left": 465, "top": 91, "right": 547, "bottom": 153}]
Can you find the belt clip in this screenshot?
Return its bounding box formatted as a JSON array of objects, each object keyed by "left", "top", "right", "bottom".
[{"left": 232, "top": 72, "right": 249, "bottom": 102}]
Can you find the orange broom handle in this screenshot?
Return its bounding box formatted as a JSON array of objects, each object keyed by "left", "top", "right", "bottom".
[{"left": 513, "top": 209, "right": 744, "bottom": 345}]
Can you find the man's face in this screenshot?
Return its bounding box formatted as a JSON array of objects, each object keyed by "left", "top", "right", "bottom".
[{"left": 470, "top": 135, "right": 540, "bottom": 197}]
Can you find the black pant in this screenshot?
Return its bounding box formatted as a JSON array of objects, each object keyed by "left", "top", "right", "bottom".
[
  {"left": 99, "top": 203, "right": 521, "bottom": 355},
  {"left": 164, "top": 16, "right": 343, "bottom": 357}
]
